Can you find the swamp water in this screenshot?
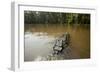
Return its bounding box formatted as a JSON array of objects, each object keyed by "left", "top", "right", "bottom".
[{"left": 24, "top": 25, "right": 90, "bottom": 61}]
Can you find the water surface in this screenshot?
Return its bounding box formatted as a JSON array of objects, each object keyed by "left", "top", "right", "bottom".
[{"left": 24, "top": 24, "right": 90, "bottom": 61}]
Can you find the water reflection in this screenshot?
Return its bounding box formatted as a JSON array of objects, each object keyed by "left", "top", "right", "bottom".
[{"left": 24, "top": 32, "right": 56, "bottom": 61}]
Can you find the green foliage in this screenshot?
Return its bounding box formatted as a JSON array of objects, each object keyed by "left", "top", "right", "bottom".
[{"left": 24, "top": 11, "right": 90, "bottom": 26}]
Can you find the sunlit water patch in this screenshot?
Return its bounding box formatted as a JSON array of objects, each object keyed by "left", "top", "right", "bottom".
[{"left": 24, "top": 32, "right": 57, "bottom": 61}]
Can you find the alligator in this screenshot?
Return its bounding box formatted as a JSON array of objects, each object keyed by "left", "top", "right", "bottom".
[{"left": 53, "top": 33, "right": 70, "bottom": 55}]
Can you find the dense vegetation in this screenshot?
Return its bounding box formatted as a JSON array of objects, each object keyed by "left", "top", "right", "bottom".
[{"left": 24, "top": 11, "right": 90, "bottom": 26}]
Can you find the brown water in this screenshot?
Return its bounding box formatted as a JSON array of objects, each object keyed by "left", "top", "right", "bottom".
[{"left": 24, "top": 24, "right": 90, "bottom": 61}]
